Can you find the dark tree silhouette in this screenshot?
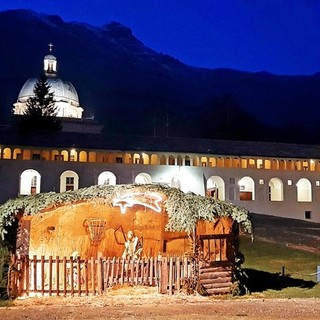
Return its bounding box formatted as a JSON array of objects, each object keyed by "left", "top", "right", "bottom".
[{"left": 19, "top": 74, "right": 61, "bottom": 132}]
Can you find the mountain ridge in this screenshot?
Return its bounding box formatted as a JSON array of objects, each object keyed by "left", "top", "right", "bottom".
[{"left": 1, "top": 9, "right": 320, "bottom": 143}]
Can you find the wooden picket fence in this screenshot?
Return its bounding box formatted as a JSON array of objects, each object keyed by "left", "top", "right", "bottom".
[{"left": 8, "top": 255, "right": 196, "bottom": 297}]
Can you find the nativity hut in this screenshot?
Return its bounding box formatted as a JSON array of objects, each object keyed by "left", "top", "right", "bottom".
[{"left": 0, "top": 184, "right": 252, "bottom": 297}]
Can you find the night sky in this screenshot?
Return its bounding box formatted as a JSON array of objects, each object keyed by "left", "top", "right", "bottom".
[{"left": 1, "top": 0, "right": 320, "bottom": 75}]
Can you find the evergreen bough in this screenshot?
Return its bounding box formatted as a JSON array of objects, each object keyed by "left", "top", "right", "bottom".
[{"left": 0, "top": 184, "right": 252, "bottom": 240}]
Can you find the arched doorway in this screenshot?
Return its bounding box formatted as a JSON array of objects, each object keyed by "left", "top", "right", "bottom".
[
  {"left": 135, "top": 173, "right": 152, "bottom": 184},
  {"left": 60, "top": 170, "right": 79, "bottom": 192},
  {"left": 238, "top": 176, "right": 255, "bottom": 201},
  {"left": 98, "top": 171, "right": 116, "bottom": 186},
  {"left": 206, "top": 176, "right": 225, "bottom": 200},
  {"left": 269, "top": 178, "right": 284, "bottom": 201},
  {"left": 20, "top": 169, "right": 41, "bottom": 195},
  {"left": 297, "top": 178, "right": 312, "bottom": 202}
]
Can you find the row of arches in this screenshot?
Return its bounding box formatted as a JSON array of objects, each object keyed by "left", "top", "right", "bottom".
[
  {"left": 208, "top": 176, "right": 312, "bottom": 202},
  {"left": 20, "top": 169, "right": 313, "bottom": 203},
  {"left": 1, "top": 146, "right": 319, "bottom": 172}
]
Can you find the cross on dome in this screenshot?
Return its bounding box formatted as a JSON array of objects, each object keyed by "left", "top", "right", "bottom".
[{"left": 48, "top": 43, "right": 53, "bottom": 52}]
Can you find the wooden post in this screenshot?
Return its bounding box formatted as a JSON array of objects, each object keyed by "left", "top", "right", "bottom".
[
  {"left": 104, "top": 257, "right": 110, "bottom": 289},
  {"left": 84, "top": 259, "right": 89, "bottom": 296},
  {"left": 120, "top": 258, "right": 125, "bottom": 285},
  {"left": 169, "top": 257, "right": 173, "bottom": 295},
  {"left": 41, "top": 256, "right": 45, "bottom": 296},
  {"left": 18, "top": 255, "right": 25, "bottom": 296},
  {"left": 135, "top": 258, "right": 140, "bottom": 285},
  {"left": 25, "top": 255, "right": 30, "bottom": 296},
  {"left": 149, "top": 257, "right": 153, "bottom": 286},
  {"left": 110, "top": 257, "right": 115, "bottom": 287},
  {"left": 56, "top": 256, "right": 60, "bottom": 296},
  {"left": 97, "top": 253, "right": 102, "bottom": 295},
  {"left": 115, "top": 257, "right": 120, "bottom": 285},
  {"left": 70, "top": 256, "right": 74, "bottom": 297},
  {"left": 48, "top": 256, "right": 53, "bottom": 296},
  {"left": 77, "top": 256, "right": 82, "bottom": 296},
  {"left": 183, "top": 257, "right": 188, "bottom": 279},
  {"left": 33, "top": 255, "right": 37, "bottom": 293},
  {"left": 130, "top": 258, "right": 134, "bottom": 286},
  {"left": 63, "top": 256, "right": 67, "bottom": 297},
  {"left": 91, "top": 256, "right": 95, "bottom": 295},
  {"left": 160, "top": 256, "right": 168, "bottom": 294},
  {"left": 141, "top": 258, "right": 146, "bottom": 285},
  {"left": 176, "top": 257, "right": 181, "bottom": 293}
]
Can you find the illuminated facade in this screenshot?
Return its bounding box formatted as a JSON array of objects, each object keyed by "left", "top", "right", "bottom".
[{"left": 0, "top": 131, "right": 320, "bottom": 223}]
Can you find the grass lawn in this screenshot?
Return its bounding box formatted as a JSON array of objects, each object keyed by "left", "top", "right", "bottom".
[{"left": 240, "top": 236, "right": 320, "bottom": 298}]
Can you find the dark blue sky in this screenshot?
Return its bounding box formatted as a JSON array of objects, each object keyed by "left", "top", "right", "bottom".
[{"left": 1, "top": 0, "right": 320, "bottom": 75}]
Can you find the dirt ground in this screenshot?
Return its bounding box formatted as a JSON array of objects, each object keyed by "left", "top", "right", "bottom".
[
  {"left": 2, "top": 214, "right": 319, "bottom": 320},
  {"left": 1, "top": 289, "right": 320, "bottom": 320}
]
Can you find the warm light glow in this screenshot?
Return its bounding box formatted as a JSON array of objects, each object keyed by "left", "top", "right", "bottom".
[{"left": 112, "top": 192, "right": 162, "bottom": 214}]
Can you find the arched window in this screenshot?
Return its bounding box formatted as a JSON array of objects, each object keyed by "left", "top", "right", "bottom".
[
  {"left": 232, "top": 158, "right": 240, "bottom": 168},
  {"left": 88, "top": 151, "right": 96, "bottom": 162},
  {"left": 248, "top": 159, "right": 255, "bottom": 168},
  {"left": 61, "top": 150, "right": 68, "bottom": 161},
  {"left": 168, "top": 155, "right": 175, "bottom": 165},
  {"left": 160, "top": 155, "right": 166, "bottom": 165},
  {"left": 295, "top": 160, "right": 302, "bottom": 171},
  {"left": 79, "top": 151, "right": 87, "bottom": 162},
  {"left": 133, "top": 153, "right": 141, "bottom": 164},
  {"left": 20, "top": 169, "right": 41, "bottom": 195},
  {"left": 238, "top": 176, "right": 255, "bottom": 201},
  {"left": 98, "top": 171, "right": 116, "bottom": 186},
  {"left": 279, "top": 160, "right": 286, "bottom": 170},
  {"left": 177, "top": 155, "right": 183, "bottom": 166},
  {"left": 142, "top": 153, "right": 150, "bottom": 165},
  {"left": 310, "top": 159, "right": 315, "bottom": 171},
  {"left": 193, "top": 156, "right": 199, "bottom": 166},
  {"left": 217, "top": 157, "right": 224, "bottom": 168},
  {"left": 40, "top": 150, "right": 50, "bottom": 160},
  {"left": 207, "top": 176, "right": 225, "bottom": 200},
  {"left": 272, "top": 159, "right": 279, "bottom": 170},
  {"left": 13, "top": 148, "right": 22, "bottom": 160},
  {"left": 151, "top": 154, "right": 158, "bottom": 165},
  {"left": 264, "top": 159, "right": 271, "bottom": 170},
  {"left": 269, "top": 178, "right": 284, "bottom": 201},
  {"left": 70, "top": 149, "right": 78, "bottom": 162},
  {"left": 51, "top": 150, "right": 60, "bottom": 161},
  {"left": 287, "top": 160, "right": 294, "bottom": 171},
  {"left": 225, "top": 157, "right": 232, "bottom": 168},
  {"left": 200, "top": 157, "right": 207, "bottom": 167},
  {"left": 185, "top": 156, "right": 191, "bottom": 166},
  {"left": 241, "top": 159, "right": 247, "bottom": 169},
  {"left": 256, "top": 159, "right": 263, "bottom": 169},
  {"left": 60, "top": 170, "right": 79, "bottom": 192},
  {"left": 135, "top": 173, "right": 152, "bottom": 184},
  {"left": 297, "top": 178, "right": 312, "bottom": 202},
  {"left": 3, "top": 148, "right": 11, "bottom": 159},
  {"left": 124, "top": 153, "right": 132, "bottom": 164}
]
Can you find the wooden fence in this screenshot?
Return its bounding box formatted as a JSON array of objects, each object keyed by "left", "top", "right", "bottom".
[{"left": 9, "top": 255, "right": 196, "bottom": 297}]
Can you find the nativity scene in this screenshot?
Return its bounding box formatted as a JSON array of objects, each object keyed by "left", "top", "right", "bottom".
[{"left": 0, "top": 184, "right": 252, "bottom": 296}]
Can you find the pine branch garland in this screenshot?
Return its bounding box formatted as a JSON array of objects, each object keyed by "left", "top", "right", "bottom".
[{"left": 0, "top": 184, "right": 252, "bottom": 239}]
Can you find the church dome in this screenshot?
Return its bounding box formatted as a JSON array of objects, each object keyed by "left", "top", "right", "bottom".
[
  {"left": 13, "top": 44, "right": 84, "bottom": 119},
  {"left": 17, "top": 77, "right": 79, "bottom": 106}
]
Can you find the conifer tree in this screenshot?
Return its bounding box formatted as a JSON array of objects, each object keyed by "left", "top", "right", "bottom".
[{"left": 19, "top": 74, "right": 61, "bottom": 132}]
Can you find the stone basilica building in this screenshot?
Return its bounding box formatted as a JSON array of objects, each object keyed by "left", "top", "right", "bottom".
[{"left": 1, "top": 47, "right": 320, "bottom": 224}]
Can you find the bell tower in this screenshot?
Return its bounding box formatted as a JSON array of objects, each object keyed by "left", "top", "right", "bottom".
[{"left": 43, "top": 43, "right": 57, "bottom": 77}]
